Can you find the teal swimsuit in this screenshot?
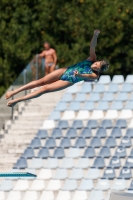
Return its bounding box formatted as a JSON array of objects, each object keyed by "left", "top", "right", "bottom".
[{"left": 60, "top": 60, "right": 94, "bottom": 83}]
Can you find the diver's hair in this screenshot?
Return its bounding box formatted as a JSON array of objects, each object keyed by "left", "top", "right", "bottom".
[
  {"left": 100, "top": 60, "right": 109, "bottom": 72},
  {"left": 44, "top": 41, "right": 50, "bottom": 46}
]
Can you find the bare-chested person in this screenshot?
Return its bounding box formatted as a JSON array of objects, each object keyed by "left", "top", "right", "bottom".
[{"left": 38, "top": 42, "right": 57, "bottom": 75}]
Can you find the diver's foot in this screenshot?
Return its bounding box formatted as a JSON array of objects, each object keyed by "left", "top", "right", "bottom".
[
  {"left": 5, "top": 91, "right": 14, "bottom": 99},
  {"left": 7, "top": 100, "right": 17, "bottom": 107}
]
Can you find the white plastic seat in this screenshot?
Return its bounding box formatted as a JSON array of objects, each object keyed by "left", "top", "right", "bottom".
[
  {"left": 78, "top": 179, "right": 93, "bottom": 190},
  {"left": 66, "top": 85, "right": 78, "bottom": 93},
  {"left": 76, "top": 110, "right": 90, "bottom": 119},
  {"left": 75, "top": 158, "right": 90, "bottom": 168},
  {"left": 98, "top": 75, "right": 111, "bottom": 84},
  {"left": 85, "top": 168, "right": 100, "bottom": 179},
  {"left": 72, "top": 191, "right": 87, "bottom": 200},
  {"left": 60, "top": 158, "right": 74, "bottom": 168},
  {"left": 39, "top": 191, "right": 54, "bottom": 200},
  {"left": 41, "top": 120, "right": 55, "bottom": 129},
  {"left": 6, "top": 191, "right": 21, "bottom": 200},
  {"left": 89, "top": 190, "right": 104, "bottom": 200},
  {"left": 37, "top": 169, "right": 52, "bottom": 179},
  {"left": 67, "top": 148, "right": 80, "bottom": 158},
  {"left": 62, "top": 111, "right": 76, "bottom": 120},
  {"left": 105, "top": 110, "right": 118, "bottom": 119},
  {"left": 44, "top": 158, "right": 58, "bottom": 168},
  {"left": 129, "top": 119, "right": 133, "bottom": 128},
  {"left": 91, "top": 110, "right": 104, "bottom": 119},
  {"left": 13, "top": 180, "right": 29, "bottom": 191},
  {"left": 56, "top": 191, "right": 71, "bottom": 200},
  {"left": 29, "top": 180, "right": 45, "bottom": 191},
  {"left": 119, "top": 110, "right": 133, "bottom": 119},
  {"left": 111, "top": 179, "right": 127, "bottom": 190},
  {"left": 69, "top": 168, "right": 83, "bottom": 179},
  {"left": 46, "top": 180, "right": 61, "bottom": 191},
  {"left": 112, "top": 75, "right": 124, "bottom": 84},
  {"left": 23, "top": 191, "right": 38, "bottom": 200},
  {"left": 0, "top": 191, "right": 5, "bottom": 200},
  {"left": 125, "top": 75, "right": 133, "bottom": 83},
  {"left": 95, "top": 179, "right": 110, "bottom": 190}
]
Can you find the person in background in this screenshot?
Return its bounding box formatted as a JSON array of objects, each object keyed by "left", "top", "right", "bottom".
[{"left": 38, "top": 42, "right": 57, "bottom": 75}]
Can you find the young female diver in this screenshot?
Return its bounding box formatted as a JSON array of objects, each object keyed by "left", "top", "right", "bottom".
[{"left": 6, "top": 30, "right": 109, "bottom": 107}]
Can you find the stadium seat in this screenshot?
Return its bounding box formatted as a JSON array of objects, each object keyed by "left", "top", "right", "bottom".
[
  {"left": 36, "top": 129, "right": 48, "bottom": 139},
  {"left": 60, "top": 137, "right": 71, "bottom": 148},
  {"left": 6, "top": 191, "right": 21, "bottom": 200},
  {"left": 120, "top": 137, "right": 132, "bottom": 148},
  {"left": 56, "top": 191, "right": 71, "bottom": 200},
  {"left": 124, "top": 156, "right": 133, "bottom": 168},
  {"left": 102, "top": 93, "right": 114, "bottom": 101},
  {"left": 72, "top": 191, "right": 87, "bottom": 200},
  {"left": 98, "top": 75, "right": 111, "bottom": 84},
  {"left": 22, "top": 147, "right": 34, "bottom": 159},
  {"left": 38, "top": 147, "right": 49, "bottom": 159},
  {"left": 41, "top": 120, "right": 55, "bottom": 129},
  {"left": 23, "top": 191, "right": 38, "bottom": 200},
  {"left": 79, "top": 83, "right": 92, "bottom": 93},
  {"left": 75, "top": 158, "right": 90, "bottom": 168},
  {"left": 67, "top": 148, "right": 80, "bottom": 158},
  {"left": 100, "top": 120, "right": 112, "bottom": 129},
  {"left": 60, "top": 158, "right": 74, "bottom": 168},
  {"left": 74, "top": 93, "right": 86, "bottom": 102},
  {"left": 90, "top": 110, "right": 104, "bottom": 119},
  {"left": 126, "top": 128, "right": 133, "bottom": 138},
  {"left": 53, "top": 169, "right": 68, "bottom": 180},
  {"left": 69, "top": 168, "right": 83, "bottom": 179},
  {"left": 115, "top": 119, "right": 127, "bottom": 128},
  {"left": 76, "top": 110, "right": 90, "bottom": 119},
  {"left": 96, "top": 101, "right": 108, "bottom": 110},
  {"left": 110, "top": 127, "right": 122, "bottom": 138},
  {"left": 93, "top": 84, "right": 105, "bottom": 93},
  {"left": 88, "top": 93, "right": 100, "bottom": 102},
  {"left": 89, "top": 190, "right": 104, "bottom": 200},
  {"left": 44, "top": 158, "right": 58, "bottom": 169},
  {"left": 107, "top": 83, "right": 119, "bottom": 93},
  {"left": 115, "top": 92, "right": 128, "bottom": 101},
  {"left": 95, "top": 127, "right": 107, "bottom": 138},
  {"left": 72, "top": 120, "right": 84, "bottom": 129},
  {"left": 58, "top": 120, "right": 69, "bottom": 129},
  {"left": 125, "top": 101, "right": 133, "bottom": 109},
  {"left": 29, "top": 180, "right": 45, "bottom": 191},
  {"left": 99, "top": 146, "right": 111, "bottom": 158},
  {"left": 119, "top": 110, "right": 133, "bottom": 119},
  {"left": 105, "top": 110, "right": 118, "bottom": 119},
  {"left": 130, "top": 93, "right": 133, "bottom": 100},
  {"left": 105, "top": 137, "right": 116, "bottom": 147},
  {"left": 128, "top": 180, "right": 133, "bottom": 190},
  {"left": 121, "top": 83, "right": 133, "bottom": 93},
  {"left": 109, "top": 157, "right": 121, "bottom": 168},
  {"left": 39, "top": 191, "right": 54, "bottom": 200},
  {"left": 37, "top": 169, "right": 52, "bottom": 179},
  {"left": 125, "top": 75, "right": 133, "bottom": 83},
  {"left": 119, "top": 167, "right": 132, "bottom": 179},
  {"left": 83, "top": 147, "right": 95, "bottom": 158},
  {"left": 53, "top": 147, "right": 65, "bottom": 158},
  {"left": 66, "top": 128, "right": 77, "bottom": 138},
  {"left": 110, "top": 101, "right": 123, "bottom": 110},
  {"left": 29, "top": 137, "right": 41, "bottom": 149},
  {"left": 13, "top": 180, "right": 29, "bottom": 191},
  {"left": 62, "top": 180, "right": 77, "bottom": 191},
  {"left": 28, "top": 157, "right": 43, "bottom": 169},
  {"left": 62, "top": 111, "right": 76, "bottom": 120},
  {"left": 13, "top": 157, "right": 28, "bottom": 169},
  {"left": 103, "top": 167, "right": 116, "bottom": 179},
  {"left": 80, "top": 127, "right": 92, "bottom": 138},
  {"left": 61, "top": 93, "right": 73, "bottom": 102},
  {"left": 75, "top": 137, "right": 86, "bottom": 148},
  {"left": 93, "top": 157, "right": 105, "bottom": 168},
  {"left": 46, "top": 180, "right": 61, "bottom": 191},
  {"left": 45, "top": 137, "right": 56, "bottom": 149},
  {"left": 90, "top": 137, "right": 101, "bottom": 148},
  {"left": 51, "top": 128, "right": 62, "bottom": 139},
  {"left": 114, "top": 146, "right": 127, "bottom": 158},
  {"left": 95, "top": 179, "right": 110, "bottom": 190},
  {"left": 85, "top": 168, "right": 100, "bottom": 179},
  {"left": 68, "top": 102, "right": 80, "bottom": 111},
  {"left": 112, "top": 75, "right": 124, "bottom": 84},
  {"left": 49, "top": 111, "right": 61, "bottom": 120},
  {"left": 87, "top": 120, "right": 98, "bottom": 129},
  {"left": 78, "top": 179, "right": 93, "bottom": 190},
  {"left": 129, "top": 119, "right": 133, "bottom": 128},
  {"left": 0, "top": 180, "right": 13, "bottom": 191},
  {"left": 111, "top": 179, "right": 127, "bottom": 190},
  {"left": 66, "top": 85, "right": 78, "bottom": 93},
  {"left": 82, "top": 102, "right": 94, "bottom": 111}
]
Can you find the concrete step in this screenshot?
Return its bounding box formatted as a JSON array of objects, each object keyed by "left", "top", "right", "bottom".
[{"left": 7, "top": 129, "right": 38, "bottom": 135}]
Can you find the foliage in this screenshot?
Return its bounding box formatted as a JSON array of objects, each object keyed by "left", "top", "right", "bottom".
[{"left": 1, "top": 0, "right": 133, "bottom": 96}]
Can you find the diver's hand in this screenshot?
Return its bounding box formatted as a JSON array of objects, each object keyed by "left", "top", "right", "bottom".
[
  {"left": 94, "top": 30, "right": 100, "bottom": 36},
  {"left": 74, "top": 70, "right": 80, "bottom": 77}
]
